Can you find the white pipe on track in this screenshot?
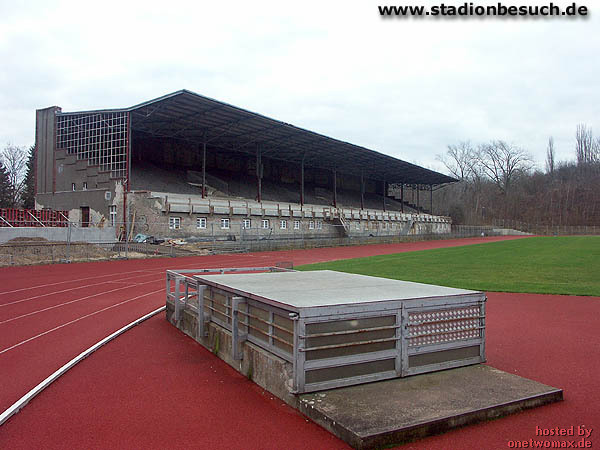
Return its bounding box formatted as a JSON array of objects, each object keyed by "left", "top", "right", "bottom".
[{"left": 0, "top": 305, "right": 166, "bottom": 427}]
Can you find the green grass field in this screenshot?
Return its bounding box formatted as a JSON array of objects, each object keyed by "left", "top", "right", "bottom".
[{"left": 297, "top": 236, "right": 600, "bottom": 296}]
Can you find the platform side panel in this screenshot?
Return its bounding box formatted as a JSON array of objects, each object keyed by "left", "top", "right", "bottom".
[
  {"left": 403, "top": 298, "right": 486, "bottom": 376},
  {"left": 204, "top": 285, "right": 294, "bottom": 363},
  {"left": 300, "top": 311, "right": 401, "bottom": 393}
]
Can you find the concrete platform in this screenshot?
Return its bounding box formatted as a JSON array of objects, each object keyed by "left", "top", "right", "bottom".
[
  {"left": 196, "top": 270, "right": 481, "bottom": 311},
  {"left": 298, "top": 364, "right": 563, "bottom": 449}
]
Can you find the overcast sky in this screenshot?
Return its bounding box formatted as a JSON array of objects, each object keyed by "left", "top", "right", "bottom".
[{"left": 1, "top": 0, "right": 599, "bottom": 173}]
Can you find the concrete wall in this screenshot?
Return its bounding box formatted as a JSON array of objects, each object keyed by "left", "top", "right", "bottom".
[
  {"left": 166, "top": 301, "right": 298, "bottom": 408},
  {"left": 0, "top": 226, "right": 117, "bottom": 244},
  {"left": 53, "top": 148, "right": 117, "bottom": 199},
  {"left": 37, "top": 189, "right": 115, "bottom": 222},
  {"left": 35, "top": 106, "right": 60, "bottom": 195}
]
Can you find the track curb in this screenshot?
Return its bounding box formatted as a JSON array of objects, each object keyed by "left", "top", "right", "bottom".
[{"left": 0, "top": 306, "right": 166, "bottom": 426}]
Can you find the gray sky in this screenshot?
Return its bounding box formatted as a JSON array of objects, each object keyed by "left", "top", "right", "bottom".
[{"left": 1, "top": 0, "right": 599, "bottom": 173}]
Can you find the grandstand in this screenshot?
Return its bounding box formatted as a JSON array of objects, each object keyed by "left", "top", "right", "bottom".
[{"left": 34, "top": 90, "right": 456, "bottom": 241}]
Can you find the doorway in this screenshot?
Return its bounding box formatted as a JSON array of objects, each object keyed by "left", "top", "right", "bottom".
[{"left": 81, "top": 206, "right": 90, "bottom": 227}]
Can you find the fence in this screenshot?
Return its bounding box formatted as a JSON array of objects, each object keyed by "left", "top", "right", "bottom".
[
  {"left": 4, "top": 218, "right": 597, "bottom": 267},
  {"left": 0, "top": 239, "right": 195, "bottom": 267},
  {"left": 491, "top": 220, "right": 600, "bottom": 236},
  {"left": 237, "top": 224, "right": 519, "bottom": 252}
]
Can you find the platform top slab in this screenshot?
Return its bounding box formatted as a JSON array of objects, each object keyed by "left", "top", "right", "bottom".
[{"left": 194, "top": 270, "right": 481, "bottom": 310}]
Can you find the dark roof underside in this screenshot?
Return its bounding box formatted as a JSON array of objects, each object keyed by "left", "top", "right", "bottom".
[{"left": 69, "top": 90, "right": 457, "bottom": 185}]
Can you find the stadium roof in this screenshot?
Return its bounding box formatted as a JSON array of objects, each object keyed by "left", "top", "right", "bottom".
[{"left": 60, "top": 89, "right": 456, "bottom": 186}]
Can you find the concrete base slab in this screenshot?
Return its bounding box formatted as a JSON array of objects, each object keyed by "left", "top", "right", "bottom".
[{"left": 298, "top": 365, "right": 563, "bottom": 449}]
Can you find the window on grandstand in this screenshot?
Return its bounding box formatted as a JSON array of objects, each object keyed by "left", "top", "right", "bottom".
[
  {"left": 221, "top": 218, "right": 230, "bottom": 229},
  {"left": 243, "top": 218, "right": 251, "bottom": 229},
  {"left": 109, "top": 205, "right": 117, "bottom": 227},
  {"left": 355, "top": 222, "right": 361, "bottom": 230},
  {"left": 316, "top": 220, "right": 322, "bottom": 230},
  {"left": 196, "top": 217, "right": 207, "bottom": 229},
  {"left": 308, "top": 220, "right": 315, "bottom": 230},
  {"left": 169, "top": 217, "right": 181, "bottom": 230},
  {"left": 262, "top": 219, "right": 270, "bottom": 229},
  {"left": 293, "top": 220, "right": 300, "bottom": 230},
  {"left": 280, "top": 220, "right": 287, "bottom": 229}
]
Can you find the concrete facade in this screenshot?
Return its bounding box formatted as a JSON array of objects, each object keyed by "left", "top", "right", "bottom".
[
  {"left": 126, "top": 191, "right": 451, "bottom": 241},
  {"left": 0, "top": 226, "right": 116, "bottom": 244}
]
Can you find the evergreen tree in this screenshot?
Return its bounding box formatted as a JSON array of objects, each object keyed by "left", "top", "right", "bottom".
[
  {"left": 0, "top": 161, "right": 12, "bottom": 208},
  {"left": 21, "top": 145, "right": 36, "bottom": 209}
]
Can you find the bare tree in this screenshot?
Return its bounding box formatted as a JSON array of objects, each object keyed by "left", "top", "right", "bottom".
[
  {"left": 545, "top": 136, "right": 555, "bottom": 174},
  {"left": 475, "top": 140, "right": 533, "bottom": 194},
  {"left": 594, "top": 137, "right": 600, "bottom": 163},
  {"left": 575, "top": 124, "right": 595, "bottom": 164},
  {"left": 436, "top": 141, "right": 476, "bottom": 181},
  {"left": 0, "top": 144, "right": 28, "bottom": 207}
]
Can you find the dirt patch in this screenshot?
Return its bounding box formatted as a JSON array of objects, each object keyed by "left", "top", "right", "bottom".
[
  {"left": 0, "top": 241, "right": 161, "bottom": 266},
  {"left": 6, "top": 236, "right": 50, "bottom": 243}
]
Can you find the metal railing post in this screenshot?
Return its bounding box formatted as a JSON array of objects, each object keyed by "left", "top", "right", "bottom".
[
  {"left": 125, "top": 220, "right": 129, "bottom": 259},
  {"left": 66, "top": 221, "right": 72, "bottom": 262},
  {"left": 197, "top": 283, "right": 207, "bottom": 338}
]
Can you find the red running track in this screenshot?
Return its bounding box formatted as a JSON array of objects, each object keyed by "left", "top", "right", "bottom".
[
  {"left": 1, "top": 291, "right": 598, "bottom": 449},
  {"left": 0, "top": 236, "right": 523, "bottom": 413},
  {"left": 2, "top": 236, "right": 556, "bottom": 447}
]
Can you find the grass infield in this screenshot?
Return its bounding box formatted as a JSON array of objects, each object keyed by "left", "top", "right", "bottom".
[{"left": 297, "top": 236, "right": 600, "bottom": 296}]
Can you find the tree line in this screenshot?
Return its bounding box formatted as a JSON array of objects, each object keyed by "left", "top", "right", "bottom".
[
  {"left": 434, "top": 124, "right": 600, "bottom": 226},
  {"left": 0, "top": 145, "right": 35, "bottom": 209}
]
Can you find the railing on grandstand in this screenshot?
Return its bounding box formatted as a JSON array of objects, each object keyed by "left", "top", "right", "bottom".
[{"left": 0, "top": 208, "right": 69, "bottom": 227}]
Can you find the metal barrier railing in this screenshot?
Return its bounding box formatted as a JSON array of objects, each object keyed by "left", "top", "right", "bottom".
[
  {"left": 166, "top": 267, "right": 487, "bottom": 394},
  {"left": 166, "top": 266, "right": 296, "bottom": 362}
]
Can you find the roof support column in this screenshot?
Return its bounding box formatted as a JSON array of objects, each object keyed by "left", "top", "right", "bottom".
[
  {"left": 430, "top": 184, "right": 433, "bottom": 215},
  {"left": 400, "top": 183, "right": 404, "bottom": 213},
  {"left": 416, "top": 185, "right": 420, "bottom": 212},
  {"left": 382, "top": 177, "right": 386, "bottom": 212},
  {"left": 332, "top": 168, "right": 337, "bottom": 208},
  {"left": 300, "top": 154, "right": 305, "bottom": 207},
  {"left": 360, "top": 171, "right": 364, "bottom": 210},
  {"left": 256, "top": 144, "right": 262, "bottom": 203},
  {"left": 201, "top": 133, "right": 207, "bottom": 199}
]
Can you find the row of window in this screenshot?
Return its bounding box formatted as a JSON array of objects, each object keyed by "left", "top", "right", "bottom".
[
  {"left": 109, "top": 213, "right": 404, "bottom": 231},
  {"left": 72, "top": 182, "right": 88, "bottom": 191},
  {"left": 169, "top": 217, "right": 324, "bottom": 231},
  {"left": 167, "top": 217, "right": 406, "bottom": 231}
]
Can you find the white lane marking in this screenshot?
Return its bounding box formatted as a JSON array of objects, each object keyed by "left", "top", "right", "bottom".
[
  {"left": 0, "top": 288, "right": 164, "bottom": 355},
  {"left": 0, "top": 255, "right": 260, "bottom": 309},
  {"left": 0, "top": 254, "right": 256, "bottom": 296},
  {"left": 0, "top": 251, "right": 267, "bottom": 304},
  {"left": 0, "top": 268, "right": 153, "bottom": 296},
  {"left": 0, "top": 305, "right": 165, "bottom": 427},
  {"left": 0, "top": 279, "right": 162, "bottom": 325},
  {"left": 0, "top": 271, "right": 162, "bottom": 308}
]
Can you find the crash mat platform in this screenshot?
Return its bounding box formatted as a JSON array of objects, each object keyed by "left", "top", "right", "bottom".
[{"left": 297, "top": 364, "right": 563, "bottom": 449}]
